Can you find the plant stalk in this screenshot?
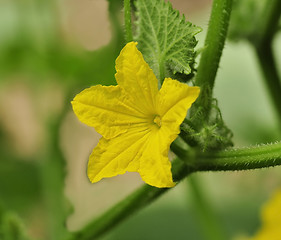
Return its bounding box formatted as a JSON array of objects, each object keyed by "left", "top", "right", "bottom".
[
  {"left": 40, "top": 96, "right": 72, "bottom": 240},
  {"left": 255, "top": 45, "right": 281, "bottom": 125},
  {"left": 252, "top": 0, "right": 281, "bottom": 125},
  {"left": 253, "top": 0, "right": 281, "bottom": 47},
  {"left": 193, "top": 0, "right": 233, "bottom": 122},
  {"left": 195, "top": 142, "right": 281, "bottom": 171}
]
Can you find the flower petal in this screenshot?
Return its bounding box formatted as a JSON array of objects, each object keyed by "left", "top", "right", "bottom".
[
  {"left": 72, "top": 85, "right": 147, "bottom": 139},
  {"left": 87, "top": 126, "right": 151, "bottom": 183},
  {"left": 88, "top": 125, "right": 175, "bottom": 188},
  {"left": 261, "top": 189, "right": 281, "bottom": 226},
  {"left": 115, "top": 42, "right": 159, "bottom": 114},
  {"left": 157, "top": 78, "right": 200, "bottom": 133},
  {"left": 139, "top": 127, "right": 176, "bottom": 188}
]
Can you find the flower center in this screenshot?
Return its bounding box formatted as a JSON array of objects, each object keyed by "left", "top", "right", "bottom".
[{"left": 153, "top": 115, "right": 162, "bottom": 128}]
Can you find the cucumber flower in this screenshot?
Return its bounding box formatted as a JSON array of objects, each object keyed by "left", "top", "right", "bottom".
[{"left": 72, "top": 42, "right": 199, "bottom": 188}]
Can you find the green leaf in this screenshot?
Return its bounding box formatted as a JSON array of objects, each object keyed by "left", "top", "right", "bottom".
[{"left": 134, "top": 0, "right": 201, "bottom": 81}]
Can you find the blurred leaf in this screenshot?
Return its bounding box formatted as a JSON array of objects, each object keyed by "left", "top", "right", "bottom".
[
  {"left": 0, "top": 36, "right": 119, "bottom": 87},
  {"left": 135, "top": 0, "right": 201, "bottom": 80},
  {"left": 0, "top": 0, "right": 125, "bottom": 88}
]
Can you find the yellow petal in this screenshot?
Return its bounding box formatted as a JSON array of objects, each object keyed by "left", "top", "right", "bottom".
[
  {"left": 88, "top": 125, "right": 175, "bottom": 188},
  {"left": 72, "top": 85, "right": 147, "bottom": 139},
  {"left": 261, "top": 189, "right": 281, "bottom": 225},
  {"left": 139, "top": 126, "right": 176, "bottom": 188},
  {"left": 250, "top": 189, "right": 281, "bottom": 240},
  {"left": 157, "top": 78, "right": 200, "bottom": 133},
  {"left": 115, "top": 42, "right": 159, "bottom": 114},
  {"left": 87, "top": 125, "right": 151, "bottom": 183},
  {"left": 251, "top": 228, "right": 281, "bottom": 240}
]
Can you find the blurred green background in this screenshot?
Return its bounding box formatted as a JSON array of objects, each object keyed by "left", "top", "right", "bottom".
[{"left": 0, "top": 0, "right": 280, "bottom": 239}]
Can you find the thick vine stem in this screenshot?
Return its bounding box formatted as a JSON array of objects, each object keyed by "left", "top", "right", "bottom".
[
  {"left": 195, "top": 142, "right": 281, "bottom": 171},
  {"left": 192, "top": 0, "right": 233, "bottom": 122}
]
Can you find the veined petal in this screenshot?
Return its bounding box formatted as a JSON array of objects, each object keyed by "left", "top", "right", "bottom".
[
  {"left": 72, "top": 85, "right": 147, "bottom": 139},
  {"left": 139, "top": 127, "right": 176, "bottom": 188},
  {"left": 157, "top": 78, "right": 200, "bottom": 132},
  {"left": 88, "top": 124, "right": 175, "bottom": 188},
  {"left": 115, "top": 42, "right": 159, "bottom": 114},
  {"left": 88, "top": 125, "right": 151, "bottom": 183}
]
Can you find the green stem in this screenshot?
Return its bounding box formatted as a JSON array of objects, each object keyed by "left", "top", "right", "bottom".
[
  {"left": 124, "top": 0, "right": 133, "bottom": 43},
  {"left": 255, "top": 45, "right": 281, "bottom": 124},
  {"left": 195, "top": 142, "right": 281, "bottom": 171},
  {"left": 71, "top": 185, "right": 164, "bottom": 240},
  {"left": 40, "top": 96, "right": 72, "bottom": 240},
  {"left": 173, "top": 141, "right": 281, "bottom": 171},
  {"left": 251, "top": 0, "right": 281, "bottom": 124},
  {"left": 193, "top": 0, "right": 233, "bottom": 122},
  {"left": 188, "top": 176, "right": 225, "bottom": 240},
  {"left": 253, "top": 0, "right": 281, "bottom": 47},
  {"left": 70, "top": 142, "right": 281, "bottom": 240},
  {"left": 70, "top": 158, "right": 191, "bottom": 240}
]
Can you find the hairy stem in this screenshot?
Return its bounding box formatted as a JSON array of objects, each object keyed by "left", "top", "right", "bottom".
[
  {"left": 193, "top": 0, "right": 233, "bottom": 122},
  {"left": 124, "top": 0, "right": 133, "bottom": 43},
  {"left": 196, "top": 142, "right": 281, "bottom": 171},
  {"left": 70, "top": 142, "right": 281, "bottom": 240}
]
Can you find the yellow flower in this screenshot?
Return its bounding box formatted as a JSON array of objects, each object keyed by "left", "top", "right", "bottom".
[
  {"left": 250, "top": 188, "right": 281, "bottom": 240},
  {"left": 71, "top": 42, "right": 200, "bottom": 188}
]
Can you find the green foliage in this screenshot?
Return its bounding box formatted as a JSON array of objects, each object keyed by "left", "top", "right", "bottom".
[
  {"left": 0, "top": 157, "right": 40, "bottom": 212},
  {"left": 134, "top": 0, "right": 201, "bottom": 81},
  {"left": 0, "top": 213, "right": 30, "bottom": 240},
  {"left": 0, "top": 0, "right": 123, "bottom": 88},
  {"left": 181, "top": 99, "right": 233, "bottom": 151},
  {"left": 228, "top": 0, "right": 266, "bottom": 42},
  {"left": 228, "top": 0, "right": 281, "bottom": 123},
  {"left": 228, "top": 0, "right": 281, "bottom": 45}
]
